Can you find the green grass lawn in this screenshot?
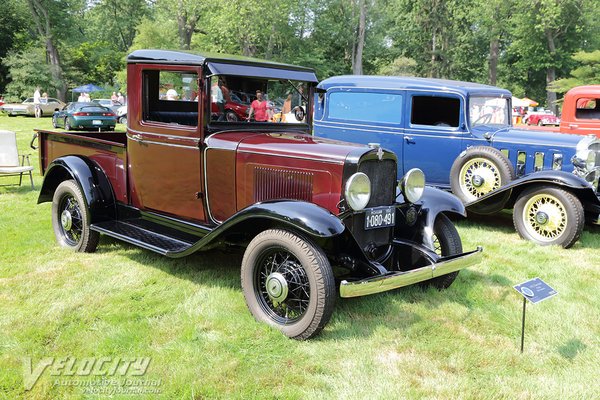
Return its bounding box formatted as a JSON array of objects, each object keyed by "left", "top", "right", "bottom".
[{"left": 0, "top": 114, "right": 599, "bottom": 399}]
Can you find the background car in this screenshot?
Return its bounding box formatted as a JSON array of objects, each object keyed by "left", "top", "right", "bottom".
[
  {"left": 525, "top": 110, "right": 560, "bottom": 126},
  {"left": 52, "top": 102, "right": 116, "bottom": 131},
  {"left": 116, "top": 104, "right": 127, "bottom": 124},
  {"left": 91, "top": 98, "right": 123, "bottom": 114},
  {"left": 210, "top": 93, "right": 249, "bottom": 121},
  {"left": 1, "top": 97, "right": 65, "bottom": 117}
]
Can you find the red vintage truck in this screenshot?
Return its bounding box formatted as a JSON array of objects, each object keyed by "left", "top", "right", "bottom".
[
  {"left": 32, "top": 50, "right": 482, "bottom": 339},
  {"left": 521, "top": 85, "right": 600, "bottom": 137}
]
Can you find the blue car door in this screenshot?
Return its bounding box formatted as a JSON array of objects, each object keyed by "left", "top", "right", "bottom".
[
  {"left": 314, "top": 88, "right": 405, "bottom": 171},
  {"left": 402, "top": 92, "right": 467, "bottom": 187}
]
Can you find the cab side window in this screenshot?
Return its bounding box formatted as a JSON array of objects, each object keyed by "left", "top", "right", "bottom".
[
  {"left": 327, "top": 92, "right": 403, "bottom": 124},
  {"left": 575, "top": 98, "right": 600, "bottom": 120},
  {"left": 411, "top": 95, "right": 460, "bottom": 127},
  {"left": 142, "top": 70, "right": 199, "bottom": 126}
]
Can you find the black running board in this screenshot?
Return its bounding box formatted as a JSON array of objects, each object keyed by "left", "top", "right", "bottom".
[{"left": 91, "top": 220, "right": 194, "bottom": 255}]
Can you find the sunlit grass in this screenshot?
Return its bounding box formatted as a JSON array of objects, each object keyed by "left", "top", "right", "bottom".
[{"left": 0, "top": 115, "right": 599, "bottom": 399}]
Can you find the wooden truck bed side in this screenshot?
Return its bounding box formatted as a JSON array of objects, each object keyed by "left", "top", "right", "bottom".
[{"left": 36, "top": 130, "right": 129, "bottom": 203}]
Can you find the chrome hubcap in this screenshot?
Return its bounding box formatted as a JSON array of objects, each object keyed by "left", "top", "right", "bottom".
[
  {"left": 265, "top": 272, "right": 288, "bottom": 305},
  {"left": 61, "top": 210, "right": 73, "bottom": 231},
  {"left": 523, "top": 194, "right": 567, "bottom": 242},
  {"left": 459, "top": 157, "right": 502, "bottom": 200}
]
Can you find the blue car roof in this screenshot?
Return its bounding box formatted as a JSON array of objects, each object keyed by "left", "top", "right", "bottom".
[{"left": 318, "top": 75, "right": 512, "bottom": 97}]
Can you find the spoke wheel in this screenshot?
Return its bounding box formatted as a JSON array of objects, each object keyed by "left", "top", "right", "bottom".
[
  {"left": 458, "top": 157, "right": 502, "bottom": 200},
  {"left": 256, "top": 249, "right": 310, "bottom": 324},
  {"left": 450, "top": 146, "right": 515, "bottom": 214},
  {"left": 241, "top": 229, "right": 335, "bottom": 340},
  {"left": 51, "top": 180, "right": 99, "bottom": 252},
  {"left": 513, "top": 186, "right": 584, "bottom": 248},
  {"left": 225, "top": 110, "right": 238, "bottom": 122}
]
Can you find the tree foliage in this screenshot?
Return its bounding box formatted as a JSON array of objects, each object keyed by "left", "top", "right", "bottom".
[{"left": 1, "top": 0, "right": 599, "bottom": 106}]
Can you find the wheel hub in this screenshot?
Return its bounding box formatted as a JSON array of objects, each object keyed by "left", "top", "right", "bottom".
[
  {"left": 61, "top": 210, "right": 73, "bottom": 231},
  {"left": 535, "top": 211, "right": 549, "bottom": 225},
  {"left": 265, "top": 272, "right": 288, "bottom": 305},
  {"left": 472, "top": 175, "right": 484, "bottom": 187}
]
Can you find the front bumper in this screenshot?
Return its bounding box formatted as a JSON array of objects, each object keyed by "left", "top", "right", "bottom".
[{"left": 339, "top": 246, "right": 483, "bottom": 298}]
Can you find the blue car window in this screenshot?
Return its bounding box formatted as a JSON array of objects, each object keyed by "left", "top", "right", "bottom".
[{"left": 327, "top": 92, "right": 402, "bottom": 124}]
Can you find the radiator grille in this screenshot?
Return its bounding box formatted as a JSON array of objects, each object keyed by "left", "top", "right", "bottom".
[
  {"left": 254, "top": 167, "right": 313, "bottom": 203},
  {"left": 358, "top": 159, "right": 397, "bottom": 207}
]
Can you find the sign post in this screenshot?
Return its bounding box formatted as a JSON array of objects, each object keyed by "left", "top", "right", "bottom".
[{"left": 513, "top": 277, "right": 557, "bottom": 353}]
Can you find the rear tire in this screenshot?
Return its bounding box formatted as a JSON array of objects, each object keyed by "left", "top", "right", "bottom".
[
  {"left": 241, "top": 229, "right": 335, "bottom": 340},
  {"left": 51, "top": 180, "right": 99, "bottom": 252}
]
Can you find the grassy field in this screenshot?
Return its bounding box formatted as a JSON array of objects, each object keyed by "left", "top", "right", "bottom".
[{"left": 0, "top": 114, "right": 599, "bottom": 399}]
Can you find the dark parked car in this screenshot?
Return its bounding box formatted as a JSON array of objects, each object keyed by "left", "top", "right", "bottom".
[
  {"left": 314, "top": 76, "right": 600, "bottom": 248},
  {"left": 33, "top": 50, "right": 482, "bottom": 340},
  {"left": 52, "top": 102, "right": 117, "bottom": 131}
]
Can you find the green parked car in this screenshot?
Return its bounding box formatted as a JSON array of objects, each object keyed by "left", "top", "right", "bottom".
[{"left": 52, "top": 102, "right": 117, "bottom": 131}]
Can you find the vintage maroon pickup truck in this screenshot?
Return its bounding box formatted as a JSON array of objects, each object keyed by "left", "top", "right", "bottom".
[{"left": 33, "top": 50, "right": 482, "bottom": 339}]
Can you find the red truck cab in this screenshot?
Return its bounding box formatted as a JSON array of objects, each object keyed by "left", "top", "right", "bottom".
[
  {"left": 34, "top": 50, "right": 481, "bottom": 339},
  {"left": 520, "top": 85, "right": 600, "bottom": 138}
]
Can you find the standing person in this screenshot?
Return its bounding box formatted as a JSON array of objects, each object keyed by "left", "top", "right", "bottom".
[
  {"left": 247, "top": 90, "right": 269, "bottom": 122},
  {"left": 219, "top": 78, "right": 231, "bottom": 103},
  {"left": 83, "top": 92, "right": 91, "bottom": 102},
  {"left": 117, "top": 92, "right": 125, "bottom": 104},
  {"left": 33, "top": 87, "right": 41, "bottom": 118},
  {"left": 77, "top": 91, "right": 86, "bottom": 102},
  {"left": 211, "top": 79, "right": 225, "bottom": 121},
  {"left": 111, "top": 91, "right": 118, "bottom": 104}
]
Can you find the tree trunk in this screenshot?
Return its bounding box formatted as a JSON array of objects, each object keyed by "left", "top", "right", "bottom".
[
  {"left": 430, "top": 32, "right": 437, "bottom": 78},
  {"left": 27, "top": 0, "right": 66, "bottom": 101},
  {"left": 545, "top": 29, "right": 557, "bottom": 113},
  {"left": 488, "top": 38, "right": 499, "bottom": 85},
  {"left": 177, "top": 0, "right": 196, "bottom": 50},
  {"left": 353, "top": 0, "right": 366, "bottom": 75}
]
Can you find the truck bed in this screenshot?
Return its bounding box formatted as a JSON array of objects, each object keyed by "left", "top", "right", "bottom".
[{"left": 36, "top": 129, "right": 129, "bottom": 202}]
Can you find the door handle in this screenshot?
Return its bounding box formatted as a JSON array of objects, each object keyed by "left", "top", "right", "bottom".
[
  {"left": 130, "top": 134, "right": 143, "bottom": 142},
  {"left": 404, "top": 136, "right": 415, "bottom": 144},
  {"left": 568, "top": 124, "right": 578, "bottom": 129}
]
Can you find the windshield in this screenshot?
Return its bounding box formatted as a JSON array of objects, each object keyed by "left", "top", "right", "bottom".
[
  {"left": 469, "top": 96, "right": 510, "bottom": 127},
  {"left": 209, "top": 75, "right": 309, "bottom": 124}
]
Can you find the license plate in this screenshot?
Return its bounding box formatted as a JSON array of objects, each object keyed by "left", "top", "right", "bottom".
[
  {"left": 92, "top": 120, "right": 102, "bottom": 125},
  {"left": 364, "top": 206, "right": 396, "bottom": 230}
]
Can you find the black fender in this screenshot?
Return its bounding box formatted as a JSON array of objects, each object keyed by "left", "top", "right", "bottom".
[
  {"left": 38, "top": 156, "right": 116, "bottom": 223},
  {"left": 167, "top": 200, "right": 346, "bottom": 258},
  {"left": 465, "top": 170, "right": 600, "bottom": 212}
]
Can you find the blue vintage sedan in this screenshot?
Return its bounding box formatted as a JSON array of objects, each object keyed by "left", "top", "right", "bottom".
[
  {"left": 314, "top": 76, "right": 600, "bottom": 248},
  {"left": 52, "top": 102, "right": 117, "bottom": 131}
]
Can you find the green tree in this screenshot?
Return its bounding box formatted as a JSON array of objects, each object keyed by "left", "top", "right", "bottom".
[
  {"left": 549, "top": 50, "right": 600, "bottom": 92},
  {"left": 3, "top": 48, "right": 55, "bottom": 101}
]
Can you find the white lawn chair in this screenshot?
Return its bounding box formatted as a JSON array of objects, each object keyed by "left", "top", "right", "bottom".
[{"left": 0, "top": 130, "right": 34, "bottom": 189}]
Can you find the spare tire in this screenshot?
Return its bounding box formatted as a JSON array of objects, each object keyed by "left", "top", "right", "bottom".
[{"left": 450, "top": 146, "right": 515, "bottom": 214}]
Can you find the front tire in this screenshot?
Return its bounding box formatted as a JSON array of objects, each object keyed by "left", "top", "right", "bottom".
[
  {"left": 51, "top": 180, "right": 99, "bottom": 252},
  {"left": 513, "top": 185, "right": 584, "bottom": 248},
  {"left": 225, "top": 110, "right": 238, "bottom": 122},
  {"left": 241, "top": 229, "right": 335, "bottom": 340},
  {"left": 450, "top": 146, "right": 515, "bottom": 214},
  {"left": 423, "top": 213, "right": 463, "bottom": 289},
  {"left": 52, "top": 116, "right": 59, "bottom": 128}
]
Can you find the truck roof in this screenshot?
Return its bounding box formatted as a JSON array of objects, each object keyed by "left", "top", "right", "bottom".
[
  {"left": 564, "top": 85, "right": 600, "bottom": 97},
  {"left": 318, "top": 75, "right": 512, "bottom": 97},
  {"left": 127, "top": 49, "right": 318, "bottom": 82}
]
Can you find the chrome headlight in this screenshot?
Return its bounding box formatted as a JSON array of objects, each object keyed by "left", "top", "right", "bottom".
[
  {"left": 573, "top": 149, "right": 596, "bottom": 171},
  {"left": 345, "top": 172, "right": 371, "bottom": 211},
  {"left": 399, "top": 168, "right": 425, "bottom": 203}
]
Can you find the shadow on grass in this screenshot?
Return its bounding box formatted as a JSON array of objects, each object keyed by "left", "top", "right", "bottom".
[
  {"left": 557, "top": 339, "right": 586, "bottom": 360},
  {"left": 95, "top": 236, "right": 487, "bottom": 340}
]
